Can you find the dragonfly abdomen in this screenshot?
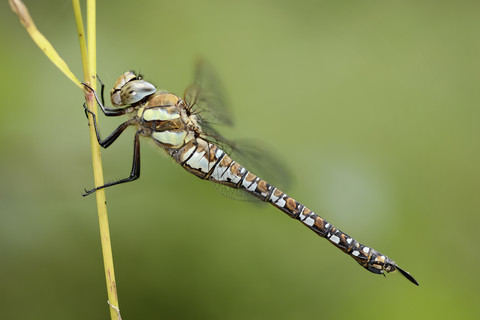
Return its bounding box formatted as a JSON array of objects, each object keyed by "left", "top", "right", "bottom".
[
  {"left": 266, "top": 186, "right": 403, "bottom": 276},
  {"left": 173, "top": 138, "right": 398, "bottom": 276}
]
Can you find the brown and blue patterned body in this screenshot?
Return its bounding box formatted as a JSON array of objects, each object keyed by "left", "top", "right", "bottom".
[
  {"left": 84, "top": 69, "right": 417, "bottom": 285},
  {"left": 174, "top": 138, "right": 397, "bottom": 275},
  {"left": 138, "top": 91, "right": 406, "bottom": 278}
]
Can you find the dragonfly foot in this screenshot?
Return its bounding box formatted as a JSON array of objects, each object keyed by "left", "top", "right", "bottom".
[{"left": 82, "top": 187, "right": 97, "bottom": 197}]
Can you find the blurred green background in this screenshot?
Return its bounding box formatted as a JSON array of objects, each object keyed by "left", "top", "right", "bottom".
[{"left": 1, "top": 0, "right": 479, "bottom": 319}]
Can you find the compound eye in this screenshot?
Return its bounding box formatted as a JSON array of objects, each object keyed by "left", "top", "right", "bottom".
[
  {"left": 110, "top": 71, "right": 139, "bottom": 106},
  {"left": 119, "top": 80, "right": 156, "bottom": 105}
]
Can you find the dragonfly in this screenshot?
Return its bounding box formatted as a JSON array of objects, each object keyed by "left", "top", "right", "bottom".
[{"left": 82, "top": 62, "right": 419, "bottom": 286}]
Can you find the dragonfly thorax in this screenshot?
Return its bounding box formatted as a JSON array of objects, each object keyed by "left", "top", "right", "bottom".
[
  {"left": 110, "top": 71, "right": 156, "bottom": 107},
  {"left": 136, "top": 92, "right": 200, "bottom": 149}
]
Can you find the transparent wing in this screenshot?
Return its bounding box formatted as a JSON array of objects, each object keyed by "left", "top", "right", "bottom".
[
  {"left": 208, "top": 135, "right": 294, "bottom": 201},
  {"left": 221, "top": 139, "right": 293, "bottom": 192},
  {"left": 184, "top": 60, "right": 292, "bottom": 200},
  {"left": 184, "top": 59, "right": 233, "bottom": 127}
]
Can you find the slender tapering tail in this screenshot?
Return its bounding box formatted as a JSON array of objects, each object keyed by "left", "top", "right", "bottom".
[
  {"left": 265, "top": 185, "right": 419, "bottom": 285},
  {"left": 173, "top": 138, "right": 418, "bottom": 285}
]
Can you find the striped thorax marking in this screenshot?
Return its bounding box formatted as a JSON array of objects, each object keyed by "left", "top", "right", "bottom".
[
  {"left": 143, "top": 106, "right": 180, "bottom": 121},
  {"left": 138, "top": 93, "right": 181, "bottom": 121},
  {"left": 151, "top": 130, "right": 187, "bottom": 148}
]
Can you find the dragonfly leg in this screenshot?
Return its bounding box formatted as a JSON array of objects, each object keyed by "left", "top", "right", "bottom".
[
  {"left": 82, "top": 83, "right": 128, "bottom": 117},
  {"left": 96, "top": 74, "right": 106, "bottom": 107},
  {"left": 83, "top": 103, "right": 136, "bottom": 148},
  {"left": 83, "top": 131, "right": 141, "bottom": 196}
]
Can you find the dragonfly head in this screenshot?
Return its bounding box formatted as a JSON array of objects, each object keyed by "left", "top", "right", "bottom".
[{"left": 111, "top": 71, "right": 157, "bottom": 107}]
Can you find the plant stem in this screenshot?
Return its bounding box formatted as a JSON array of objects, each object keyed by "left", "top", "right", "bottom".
[
  {"left": 73, "top": 1, "right": 121, "bottom": 319},
  {"left": 9, "top": 0, "right": 121, "bottom": 320},
  {"left": 10, "top": 0, "right": 121, "bottom": 318}
]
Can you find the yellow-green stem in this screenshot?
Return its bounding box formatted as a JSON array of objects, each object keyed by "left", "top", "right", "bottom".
[
  {"left": 10, "top": 0, "right": 120, "bottom": 318},
  {"left": 73, "top": 1, "right": 120, "bottom": 319}
]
